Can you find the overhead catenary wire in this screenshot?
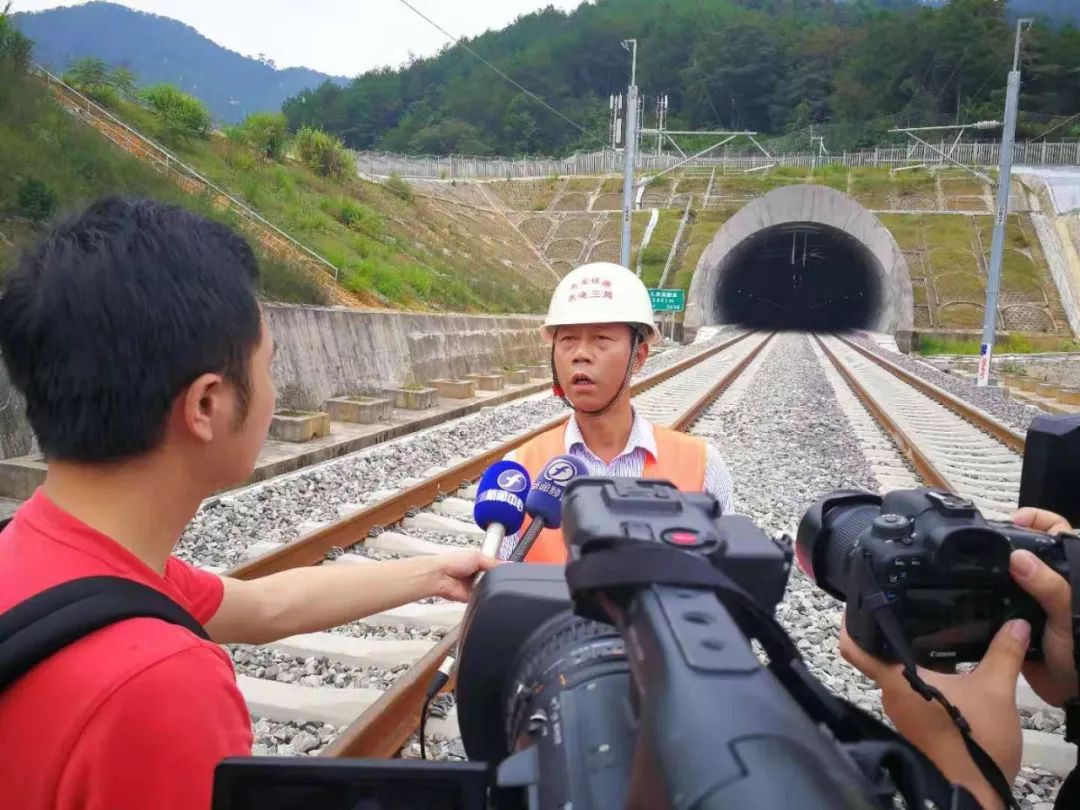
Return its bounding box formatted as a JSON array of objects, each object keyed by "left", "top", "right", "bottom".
[
  {"left": 395, "top": 0, "right": 604, "bottom": 146},
  {"left": 1032, "top": 110, "right": 1080, "bottom": 141}
]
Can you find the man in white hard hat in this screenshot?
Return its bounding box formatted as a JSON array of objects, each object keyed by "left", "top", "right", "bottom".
[{"left": 500, "top": 261, "right": 734, "bottom": 564}]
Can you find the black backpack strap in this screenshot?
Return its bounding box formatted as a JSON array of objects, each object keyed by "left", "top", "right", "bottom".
[{"left": 0, "top": 575, "right": 210, "bottom": 692}]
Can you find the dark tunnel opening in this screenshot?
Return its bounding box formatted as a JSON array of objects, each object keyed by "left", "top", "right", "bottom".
[{"left": 714, "top": 223, "right": 884, "bottom": 331}]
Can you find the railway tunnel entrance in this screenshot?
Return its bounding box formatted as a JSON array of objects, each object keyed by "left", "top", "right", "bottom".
[{"left": 685, "top": 185, "right": 914, "bottom": 344}]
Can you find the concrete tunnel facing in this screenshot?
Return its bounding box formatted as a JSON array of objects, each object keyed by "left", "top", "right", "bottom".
[{"left": 685, "top": 185, "right": 915, "bottom": 345}]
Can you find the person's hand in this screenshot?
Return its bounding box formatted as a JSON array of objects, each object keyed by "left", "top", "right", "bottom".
[
  {"left": 840, "top": 618, "right": 1028, "bottom": 810},
  {"left": 1010, "top": 508, "right": 1077, "bottom": 708},
  {"left": 422, "top": 550, "right": 501, "bottom": 602},
  {"left": 1013, "top": 507, "right": 1072, "bottom": 537}
]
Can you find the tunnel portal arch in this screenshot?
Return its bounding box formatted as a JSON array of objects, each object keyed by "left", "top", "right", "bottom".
[{"left": 685, "top": 185, "right": 914, "bottom": 339}]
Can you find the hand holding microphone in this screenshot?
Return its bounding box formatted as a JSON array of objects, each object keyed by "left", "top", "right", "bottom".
[{"left": 508, "top": 455, "right": 588, "bottom": 562}]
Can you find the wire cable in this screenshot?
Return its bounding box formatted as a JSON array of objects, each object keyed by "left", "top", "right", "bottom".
[
  {"left": 395, "top": 0, "right": 604, "bottom": 146},
  {"left": 1032, "top": 110, "right": 1080, "bottom": 141}
]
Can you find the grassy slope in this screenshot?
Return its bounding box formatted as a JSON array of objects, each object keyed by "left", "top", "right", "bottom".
[
  {"left": 113, "top": 100, "right": 552, "bottom": 314},
  {"left": 0, "top": 75, "right": 327, "bottom": 304}
]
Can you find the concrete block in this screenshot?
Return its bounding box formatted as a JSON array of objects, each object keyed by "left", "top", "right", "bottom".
[
  {"left": 1022, "top": 729, "right": 1075, "bottom": 776},
  {"left": 366, "top": 531, "right": 448, "bottom": 557},
  {"left": 0, "top": 455, "right": 46, "bottom": 500},
  {"left": 458, "top": 484, "right": 479, "bottom": 500},
  {"left": 269, "top": 411, "right": 331, "bottom": 442},
  {"left": 324, "top": 396, "right": 392, "bottom": 424},
  {"left": 403, "top": 512, "right": 484, "bottom": 538},
  {"left": 464, "top": 373, "right": 505, "bottom": 391},
  {"left": 524, "top": 364, "right": 549, "bottom": 379},
  {"left": 243, "top": 541, "right": 283, "bottom": 560},
  {"left": 385, "top": 387, "right": 438, "bottom": 410},
  {"left": 238, "top": 674, "right": 384, "bottom": 727},
  {"left": 365, "top": 602, "right": 465, "bottom": 628},
  {"left": 267, "top": 632, "right": 430, "bottom": 669},
  {"left": 506, "top": 370, "right": 530, "bottom": 385},
  {"left": 427, "top": 708, "right": 459, "bottom": 739},
  {"left": 431, "top": 497, "right": 475, "bottom": 520},
  {"left": 1035, "top": 382, "right": 1058, "bottom": 398},
  {"left": 1019, "top": 377, "right": 1040, "bottom": 393},
  {"left": 1057, "top": 386, "right": 1080, "bottom": 405},
  {"left": 430, "top": 379, "right": 476, "bottom": 399}
]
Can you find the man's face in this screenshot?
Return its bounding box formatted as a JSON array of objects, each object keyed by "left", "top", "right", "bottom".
[
  {"left": 553, "top": 323, "right": 647, "bottom": 412},
  {"left": 206, "top": 316, "right": 277, "bottom": 490}
]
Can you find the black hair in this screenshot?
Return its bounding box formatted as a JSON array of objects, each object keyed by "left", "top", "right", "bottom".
[{"left": 0, "top": 197, "right": 262, "bottom": 462}]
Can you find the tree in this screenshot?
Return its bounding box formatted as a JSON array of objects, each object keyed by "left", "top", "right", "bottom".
[
  {"left": 0, "top": 4, "right": 31, "bottom": 78},
  {"left": 63, "top": 57, "right": 140, "bottom": 107},
  {"left": 234, "top": 111, "right": 288, "bottom": 159},
  {"left": 294, "top": 126, "right": 350, "bottom": 179},
  {"left": 142, "top": 83, "right": 212, "bottom": 142}
]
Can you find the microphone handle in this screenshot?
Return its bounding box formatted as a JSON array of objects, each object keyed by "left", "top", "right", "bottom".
[
  {"left": 480, "top": 523, "right": 506, "bottom": 560},
  {"left": 509, "top": 516, "right": 547, "bottom": 563}
]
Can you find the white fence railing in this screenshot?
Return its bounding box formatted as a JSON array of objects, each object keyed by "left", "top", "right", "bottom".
[{"left": 357, "top": 140, "right": 1080, "bottom": 180}]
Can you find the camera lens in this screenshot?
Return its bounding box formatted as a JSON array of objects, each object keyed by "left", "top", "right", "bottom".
[
  {"left": 796, "top": 496, "right": 881, "bottom": 600},
  {"left": 504, "top": 613, "right": 629, "bottom": 749}
]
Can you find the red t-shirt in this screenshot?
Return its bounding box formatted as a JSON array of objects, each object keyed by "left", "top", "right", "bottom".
[{"left": 0, "top": 491, "right": 253, "bottom": 809}]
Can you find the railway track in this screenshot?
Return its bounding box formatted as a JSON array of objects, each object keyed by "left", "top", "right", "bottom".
[
  {"left": 815, "top": 333, "right": 1025, "bottom": 517},
  {"left": 223, "top": 330, "right": 775, "bottom": 759}
]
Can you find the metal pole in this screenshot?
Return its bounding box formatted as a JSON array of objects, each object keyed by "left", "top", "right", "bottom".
[
  {"left": 620, "top": 39, "right": 639, "bottom": 269},
  {"left": 978, "top": 19, "right": 1031, "bottom": 387}
]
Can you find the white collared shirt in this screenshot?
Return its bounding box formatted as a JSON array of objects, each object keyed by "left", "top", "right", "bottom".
[{"left": 499, "top": 410, "right": 735, "bottom": 558}]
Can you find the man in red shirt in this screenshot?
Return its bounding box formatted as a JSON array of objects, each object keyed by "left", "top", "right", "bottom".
[{"left": 0, "top": 197, "right": 496, "bottom": 809}]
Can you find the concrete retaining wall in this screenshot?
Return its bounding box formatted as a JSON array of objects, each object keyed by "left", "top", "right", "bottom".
[
  {"left": 265, "top": 304, "right": 546, "bottom": 411},
  {"left": 0, "top": 306, "right": 546, "bottom": 459},
  {"left": 0, "top": 362, "right": 33, "bottom": 461}
]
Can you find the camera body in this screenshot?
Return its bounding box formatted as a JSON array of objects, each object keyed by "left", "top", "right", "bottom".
[{"left": 797, "top": 487, "right": 1068, "bottom": 665}]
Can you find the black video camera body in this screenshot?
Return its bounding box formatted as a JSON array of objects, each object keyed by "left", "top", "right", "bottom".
[{"left": 798, "top": 487, "right": 1071, "bottom": 666}]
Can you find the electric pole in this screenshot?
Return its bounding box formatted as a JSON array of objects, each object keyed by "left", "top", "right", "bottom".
[
  {"left": 978, "top": 18, "right": 1033, "bottom": 387},
  {"left": 620, "top": 38, "right": 638, "bottom": 270}
]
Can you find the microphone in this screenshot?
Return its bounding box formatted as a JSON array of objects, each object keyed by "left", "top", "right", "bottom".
[
  {"left": 509, "top": 455, "right": 589, "bottom": 562},
  {"left": 472, "top": 460, "right": 531, "bottom": 560},
  {"left": 424, "top": 461, "right": 533, "bottom": 759}
]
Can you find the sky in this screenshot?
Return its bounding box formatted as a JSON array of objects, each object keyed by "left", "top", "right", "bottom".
[{"left": 11, "top": 0, "right": 590, "bottom": 77}]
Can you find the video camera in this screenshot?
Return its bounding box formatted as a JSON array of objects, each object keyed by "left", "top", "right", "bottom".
[{"left": 212, "top": 414, "right": 1080, "bottom": 810}]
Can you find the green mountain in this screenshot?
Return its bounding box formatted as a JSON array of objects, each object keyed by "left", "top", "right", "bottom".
[
  {"left": 283, "top": 0, "right": 1080, "bottom": 155},
  {"left": 14, "top": 2, "right": 347, "bottom": 124}
]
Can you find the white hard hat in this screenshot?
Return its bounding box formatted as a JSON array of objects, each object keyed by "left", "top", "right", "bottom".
[{"left": 542, "top": 262, "right": 659, "bottom": 345}]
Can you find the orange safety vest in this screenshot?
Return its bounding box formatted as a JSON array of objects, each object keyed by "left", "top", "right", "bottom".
[{"left": 516, "top": 422, "right": 707, "bottom": 564}]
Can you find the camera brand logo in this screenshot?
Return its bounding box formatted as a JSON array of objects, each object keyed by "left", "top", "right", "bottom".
[
  {"left": 544, "top": 460, "right": 577, "bottom": 485},
  {"left": 497, "top": 470, "right": 528, "bottom": 493}
]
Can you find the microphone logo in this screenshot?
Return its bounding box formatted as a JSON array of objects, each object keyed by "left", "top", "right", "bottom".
[
  {"left": 544, "top": 460, "right": 578, "bottom": 484},
  {"left": 497, "top": 469, "right": 529, "bottom": 493}
]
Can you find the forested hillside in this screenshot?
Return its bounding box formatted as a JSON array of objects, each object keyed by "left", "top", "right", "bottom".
[
  {"left": 284, "top": 0, "right": 1080, "bottom": 156},
  {"left": 14, "top": 2, "right": 346, "bottom": 124}
]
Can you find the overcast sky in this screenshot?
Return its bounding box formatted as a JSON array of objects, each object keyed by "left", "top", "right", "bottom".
[{"left": 11, "top": 0, "right": 589, "bottom": 76}]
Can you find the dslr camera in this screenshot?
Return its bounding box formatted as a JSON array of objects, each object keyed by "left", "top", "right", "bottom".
[{"left": 796, "top": 487, "right": 1071, "bottom": 666}]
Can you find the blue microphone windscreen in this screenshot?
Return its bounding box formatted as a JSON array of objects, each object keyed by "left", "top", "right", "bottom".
[
  {"left": 524, "top": 455, "right": 589, "bottom": 529},
  {"left": 473, "top": 461, "right": 530, "bottom": 534}
]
